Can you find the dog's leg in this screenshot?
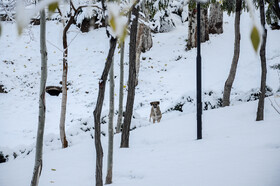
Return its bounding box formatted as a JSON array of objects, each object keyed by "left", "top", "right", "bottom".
[
  {"left": 149, "top": 107, "right": 153, "bottom": 122},
  {"left": 153, "top": 119, "right": 155, "bottom": 123}
]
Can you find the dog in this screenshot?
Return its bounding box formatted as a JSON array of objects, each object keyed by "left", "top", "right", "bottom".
[{"left": 149, "top": 101, "right": 162, "bottom": 123}]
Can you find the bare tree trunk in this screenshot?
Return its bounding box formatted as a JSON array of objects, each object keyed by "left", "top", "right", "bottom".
[
  {"left": 135, "top": 24, "right": 143, "bottom": 87},
  {"left": 256, "top": 0, "right": 267, "bottom": 121},
  {"left": 222, "top": 0, "right": 242, "bottom": 107},
  {"left": 94, "top": 37, "right": 117, "bottom": 186},
  {"left": 187, "top": 4, "right": 209, "bottom": 50},
  {"left": 120, "top": 5, "right": 139, "bottom": 148},
  {"left": 201, "top": 7, "right": 209, "bottom": 42},
  {"left": 187, "top": 6, "right": 197, "bottom": 50},
  {"left": 105, "top": 57, "right": 114, "bottom": 184},
  {"left": 209, "top": 2, "right": 223, "bottom": 34},
  {"left": 31, "top": 7, "right": 47, "bottom": 186},
  {"left": 116, "top": 42, "right": 125, "bottom": 133},
  {"left": 135, "top": 22, "right": 153, "bottom": 86},
  {"left": 59, "top": 15, "right": 74, "bottom": 149}
]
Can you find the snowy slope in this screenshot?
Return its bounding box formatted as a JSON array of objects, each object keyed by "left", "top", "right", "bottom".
[
  {"left": 0, "top": 10, "right": 280, "bottom": 186},
  {"left": 0, "top": 98, "right": 280, "bottom": 186}
]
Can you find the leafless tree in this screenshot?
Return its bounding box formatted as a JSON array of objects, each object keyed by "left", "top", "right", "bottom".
[
  {"left": 116, "top": 42, "right": 125, "bottom": 133},
  {"left": 256, "top": 0, "right": 267, "bottom": 121},
  {"left": 58, "top": 1, "right": 103, "bottom": 148},
  {"left": 105, "top": 56, "right": 115, "bottom": 184},
  {"left": 222, "top": 0, "right": 242, "bottom": 107},
  {"left": 121, "top": 5, "right": 140, "bottom": 148},
  {"left": 30, "top": 5, "right": 47, "bottom": 186},
  {"left": 94, "top": 37, "right": 117, "bottom": 186}
]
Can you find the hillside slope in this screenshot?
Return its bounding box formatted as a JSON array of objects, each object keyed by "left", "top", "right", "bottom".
[
  {"left": 0, "top": 10, "right": 280, "bottom": 186},
  {"left": 0, "top": 97, "right": 280, "bottom": 186}
]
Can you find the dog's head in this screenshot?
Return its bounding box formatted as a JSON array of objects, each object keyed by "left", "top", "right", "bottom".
[{"left": 150, "top": 101, "right": 160, "bottom": 108}]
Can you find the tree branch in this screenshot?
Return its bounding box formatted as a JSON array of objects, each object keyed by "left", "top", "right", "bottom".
[{"left": 268, "top": 97, "right": 280, "bottom": 115}]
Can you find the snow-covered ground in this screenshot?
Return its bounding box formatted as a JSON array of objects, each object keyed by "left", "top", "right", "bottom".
[
  {"left": 0, "top": 10, "right": 280, "bottom": 186},
  {"left": 1, "top": 99, "right": 280, "bottom": 186}
]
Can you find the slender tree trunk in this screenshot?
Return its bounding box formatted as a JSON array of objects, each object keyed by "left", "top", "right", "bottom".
[
  {"left": 135, "top": 23, "right": 143, "bottom": 87},
  {"left": 256, "top": 0, "right": 267, "bottom": 121},
  {"left": 94, "top": 37, "right": 117, "bottom": 186},
  {"left": 222, "top": 0, "right": 242, "bottom": 107},
  {"left": 209, "top": 2, "right": 223, "bottom": 34},
  {"left": 120, "top": 6, "right": 139, "bottom": 148},
  {"left": 116, "top": 42, "right": 125, "bottom": 133},
  {"left": 59, "top": 16, "right": 74, "bottom": 149},
  {"left": 30, "top": 7, "right": 47, "bottom": 186},
  {"left": 105, "top": 57, "right": 114, "bottom": 184}
]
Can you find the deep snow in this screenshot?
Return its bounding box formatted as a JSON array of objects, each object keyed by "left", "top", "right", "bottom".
[{"left": 0, "top": 9, "right": 280, "bottom": 186}]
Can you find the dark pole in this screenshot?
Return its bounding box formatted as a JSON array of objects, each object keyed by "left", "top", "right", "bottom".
[{"left": 196, "top": 2, "right": 202, "bottom": 140}]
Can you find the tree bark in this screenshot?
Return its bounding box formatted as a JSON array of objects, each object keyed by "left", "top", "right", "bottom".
[
  {"left": 105, "top": 57, "right": 114, "bottom": 184},
  {"left": 31, "top": 7, "right": 47, "bottom": 186},
  {"left": 187, "top": 4, "right": 209, "bottom": 50},
  {"left": 120, "top": 6, "right": 139, "bottom": 148},
  {"left": 187, "top": 6, "right": 197, "bottom": 50},
  {"left": 94, "top": 37, "right": 117, "bottom": 186},
  {"left": 256, "top": 0, "right": 267, "bottom": 121},
  {"left": 222, "top": 0, "right": 242, "bottom": 107},
  {"left": 59, "top": 15, "right": 74, "bottom": 149},
  {"left": 135, "top": 24, "right": 144, "bottom": 87},
  {"left": 209, "top": 2, "right": 223, "bottom": 34},
  {"left": 201, "top": 7, "right": 209, "bottom": 42},
  {"left": 116, "top": 42, "right": 125, "bottom": 133},
  {"left": 135, "top": 22, "right": 153, "bottom": 86}
]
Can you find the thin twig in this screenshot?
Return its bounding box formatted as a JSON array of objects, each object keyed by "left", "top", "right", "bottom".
[
  {"left": 268, "top": 97, "right": 280, "bottom": 115},
  {"left": 70, "top": 0, "right": 77, "bottom": 12},
  {"left": 47, "top": 40, "right": 63, "bottom": 52},
  {"left": 274, "top": 96, "right": 280, "bottom": 109},
  {"left": 67, "top": 31, "right": 80, "bottom": 49}
]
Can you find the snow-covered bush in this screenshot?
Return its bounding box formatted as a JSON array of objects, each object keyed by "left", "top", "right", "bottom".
[
  {"left": 233, "top": 86, "right": 274, "bottom": 102},
  {"left": 75, "top": 2, "right": 105, "bottom": 32},
  {"left": 169, "top": 0, "right": 188, "bottom": 22},
  {"left": 145, "top": 0, "right": 176, "bottom": 33},
  {"left": 0, "top": 0, "right": 16, "bottom": 21},
  {"left": 150, "top": 9, "right": 175, "bottom": 32},
  {"left": 164, "top": 87, "right": 276, "bottom": 114},
  {"left": 203, "top": 91, "right": 223, "bottom": 110},
  {"left": 163, "top": 91, "right": 223, "bottom": 113}
]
